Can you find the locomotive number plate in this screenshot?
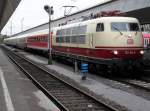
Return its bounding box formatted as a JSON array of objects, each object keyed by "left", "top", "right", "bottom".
[{"left": 125, "top": 50, "right": 136, "bottom": 54}]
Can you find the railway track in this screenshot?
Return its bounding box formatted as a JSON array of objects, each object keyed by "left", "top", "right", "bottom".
[
  {"left": 119, "top": 77, "right": 150, "bottom": 92},
  {"left": 108, "top": 75, "right": 150, "bottom": 93},
  {"left": 1, "top": 46, "right": 119, "bottom": 111}
]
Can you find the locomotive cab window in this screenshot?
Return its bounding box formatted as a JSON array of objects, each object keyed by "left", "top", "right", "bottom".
[
  {"left": 111, "top": 22, "right": 140, "bottom": 31},
  {"left": 96, "top": 23, "right": 104, "bottom": 32}
]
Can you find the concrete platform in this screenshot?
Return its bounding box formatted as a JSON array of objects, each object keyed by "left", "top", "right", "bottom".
[{"left": 0, "top": 48, "right": 60, "bottom": 111}]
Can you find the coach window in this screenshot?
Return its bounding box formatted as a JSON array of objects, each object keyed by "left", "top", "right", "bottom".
[
  {"left": 44, "top": 36, "right": 47, "bottom": 42},
  {"left": 56, "top": 37, "right": 60, "bottom": 43},
  {"left": 44, "top": 36, "right": 45, "bottom": 41},
  {"left": 62, "top": 37, "right": 65, "bottom": 43},
  {"left": 36, "top": 37, "right": 38, "bottom": 41},
  {"left": 56, "top": 30, "right": 60, "bottom": 36},
  {"left": 59, "top": 36, "right": 64, "bottom": 43},
  {"left": 41, "top": 36, "right": 42, "bottom": 41},
  {"left": 96, "top": 23, "right": 104, "bottom": 32}
]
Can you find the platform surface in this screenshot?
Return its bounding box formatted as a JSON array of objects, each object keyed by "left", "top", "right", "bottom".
[{"left": 0, "top": 48, "right": 60, "bottom": 111}]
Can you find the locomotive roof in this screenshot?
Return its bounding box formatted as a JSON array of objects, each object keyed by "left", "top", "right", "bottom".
[
  {"left": 95, "top": 16, "right": 138, "bottom": 22},
  {"left": 54, "top": 17, "right": 139, "bottom": 30}
]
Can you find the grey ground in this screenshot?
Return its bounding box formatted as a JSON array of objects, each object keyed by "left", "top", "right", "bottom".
[{"left": 0, "top": 48, "right": 60, "bottom": 111}]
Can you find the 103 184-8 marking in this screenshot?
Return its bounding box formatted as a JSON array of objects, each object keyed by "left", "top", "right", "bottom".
[{"left": 125, "top": 50, "right": 136, "bottom": 54}]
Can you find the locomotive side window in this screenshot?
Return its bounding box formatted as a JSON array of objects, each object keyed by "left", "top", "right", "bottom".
[
  {"left": 75, "top": 25, "right": 86, "bottom": 44},
  {"left": 72, "top": 27, "right": 78, "bottom": 35},
  {"left": 78, "top": 26, "right": 87, "bottom": 34},
  {"left": 77, "top": 35, "right": 85, "bottom": 44},
  {"left": 65, "top": 36, "right": 70, "bottom": 43},
  {"left": 56, "top": 37, "right": 60, "bottom": 43},
  {"left": 56, "top": 25, "right": 86, "bottom": 44},
  {"left": 96, "top": 23, "right": 104, "bottom": 32},
  {"left": 65, "top": 28, "right": 71, "bottom": 43},
  {"left": 129, "top": 23, "right": 139, "bottom": 31},
  {"left": 66, "top": 28, "right": 71, "bottom": 35},
  {"left": 71, "top": 36, "right": 77, "bottom": 43}
]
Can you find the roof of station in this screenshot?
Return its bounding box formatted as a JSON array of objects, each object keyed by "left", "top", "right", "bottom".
[
  {"left": 10, "top": 0, "right": 150, "bottom": 37},
  {"left": 0, "top": 0, "right": 21, "bottom": 32}
]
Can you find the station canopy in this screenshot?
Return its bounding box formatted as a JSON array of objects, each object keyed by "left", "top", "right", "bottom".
[{"left": 0, "top": 0, "right": 21, "bottom": 32}]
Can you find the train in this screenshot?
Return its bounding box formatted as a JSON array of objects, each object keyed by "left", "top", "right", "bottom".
[
  {"left": 4, "top": 17, "right": 144, "bottom": 73},
  {"left": 143, "top": 32, "right": 150, "bottom": 48}
]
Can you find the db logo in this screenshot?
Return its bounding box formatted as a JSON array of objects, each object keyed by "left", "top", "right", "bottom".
[{"left": 127, "top": 39, "right": 134, "bottom": 44}]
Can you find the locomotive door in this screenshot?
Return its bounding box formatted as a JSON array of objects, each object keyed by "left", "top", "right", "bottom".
[{"left": 89, "top": 23, "right": 94, "bottom": 48}]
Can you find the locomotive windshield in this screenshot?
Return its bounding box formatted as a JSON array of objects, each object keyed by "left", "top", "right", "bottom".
[{"left": 111, "top": 22, "right": 139, "bottom": 32}]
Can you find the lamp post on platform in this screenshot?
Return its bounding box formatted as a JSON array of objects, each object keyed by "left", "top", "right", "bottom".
[{"left": 44, "top": 5, "right": 54, "bottom": 64}]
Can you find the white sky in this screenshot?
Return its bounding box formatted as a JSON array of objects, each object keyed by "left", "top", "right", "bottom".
[{"left": 1, "top": 0, "right": 108, "bottom": 35}]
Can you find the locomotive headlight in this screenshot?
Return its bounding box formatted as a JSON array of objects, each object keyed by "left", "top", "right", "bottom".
[
  {"left": 140, "top": 50, "right": 144, "bottom": 55},
  {"left": 113, "top": 51, "right": 118, "bottom": 55}
]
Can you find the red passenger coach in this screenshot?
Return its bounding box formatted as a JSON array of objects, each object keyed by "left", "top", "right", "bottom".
[
  {"left": 27, "top": 34, "right": 48, "bottom": 51},
  {"left": 143, "top": 32, "right": 150, "bottom": 48}
]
